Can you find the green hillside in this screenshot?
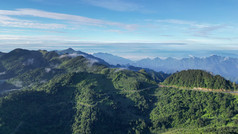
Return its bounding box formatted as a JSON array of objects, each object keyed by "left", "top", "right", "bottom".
[
  {"left": 161, "top": 69, "right": 237, "bottom": 90},
  {"left": 0, "top": 49, "right": 238, "bottom": 134},
  {"left": 1, "top": 72, "right": 238, "bottom": 134},
  {"left": 0, "top": 49, "right": 49, "bottom": 79},
  {"left": 0, "top": 71, "right": 158, "bottom": 134},
  {"left": 150, "top": 87, "right": 238, "bottom": 134},
  {"left": 0, "top": 49, "right": 166, "bottom": 92}
]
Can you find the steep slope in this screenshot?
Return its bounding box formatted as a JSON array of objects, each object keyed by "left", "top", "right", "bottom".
[
  {"left": 0, "top": 49, "right": 109, "bottom": 91},
  {"left": 0, "top": 71, "right": 238, "bottom": 134},
  {"left": 0, "top": 49, "right": 49, "bottom": 79},
  {"left": 0, "top": 49, "right": 167, "bottom": 94},
  {"left": 161, "top": 70, "right": 236, "bottom": 90},
  {"left": 0, "top": 69, "right": 159, "bottom": 134},
  {"left": 56, "top": 48, "right": 109, "bottom": 66},
  {"left": 150, "top": 87, "right": 238, "bottom": 134},
  {"left": 56, "top": 48, "right": 169, "bottom": 83}
]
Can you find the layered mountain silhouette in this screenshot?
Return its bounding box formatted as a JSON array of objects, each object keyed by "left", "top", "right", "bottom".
[
  {"left": 94, "top": 53, "right": 238, "bottom": 82},
  {"left": 93, "top": 52, "right": 132, "bottom": 65}
]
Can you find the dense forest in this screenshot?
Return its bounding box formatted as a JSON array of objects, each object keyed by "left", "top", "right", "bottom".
[
  {"left": 0, "top": 49, "right": 237, "bottom": 134},
  {"left": 162, "top": 70, "right": 237, "bottom": 90},
  {"left": 1, "top": 73, "right": 238, "bottom": 134},
  {"left": 151, "top": 87, "right": 238, "bottom": 133},
  {"left": 0, "top": 72, "right": 154, "bottom": 134}
]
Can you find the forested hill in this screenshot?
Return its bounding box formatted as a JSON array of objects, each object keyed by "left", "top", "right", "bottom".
[
  {"left": 0, "top": 49, "right": 238, "bottom": 134},
  {"left": 0, "top": 48, "right": 167, "bottom": 93},
  {"left": 161, "top": 69, "right": 237, "bottom": 90},
  {"left": 0, "top": 70, "right": 238, "bottom": 133}
]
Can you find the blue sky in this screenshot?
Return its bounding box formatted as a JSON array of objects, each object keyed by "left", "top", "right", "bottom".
[{"left": 1, "top": 0, "right": 238, "bottom": 60}]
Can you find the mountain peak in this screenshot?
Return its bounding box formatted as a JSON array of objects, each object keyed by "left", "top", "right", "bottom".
[
  {"left": 63, "top": 48, "right": 76, "bottom": 53},
  {"left": 209, "top": 54, "right": 221, "bottom": 58},
  {"left": 162, "top": 69, "right": 234, "bottom": 90},
  {"left": 56, "top": 48, "right": 78, "bottom": 55},
  {"left": 93, "top": 52, "right": 132, "bottom": 65},
  {"left": 66, "top": 48, "right": 75, "bottom": 51},
  {"left": 11, "top": 48, "right": 30, "bottom": 53}
]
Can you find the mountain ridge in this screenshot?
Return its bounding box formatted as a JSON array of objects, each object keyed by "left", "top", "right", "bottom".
[
  {"left": 0, "top": 49, "right": 238, "bottom": 133},
  {"left": 0, "top": 48, "right": 167, "bottom": 93},
  {"left": 93, "top": 52, "right": 132, "bottom": 65},
  {"left": 93, "top": 52, "right": 238, "bottom": 82},
  {"left": 56, "top": 48, "right": 110, "bottom": 66}
]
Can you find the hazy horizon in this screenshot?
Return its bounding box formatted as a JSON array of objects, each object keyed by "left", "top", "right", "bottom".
[
  {"left": 1, "top": 0, "right": 238, "bottom": 60},
  {"left": 2, "top": 47, "right": 238, "bottom": 61}
]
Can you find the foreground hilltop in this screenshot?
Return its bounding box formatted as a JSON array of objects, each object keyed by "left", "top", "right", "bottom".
[
  {"left": 0, "top": 48, "right": 108, "bottom": 92},
  {"left": 162, "top": 69, "right": 237, "bottom": 91},
  {"left": 0, "top": 49, "right": 237, "bottom": 134}
]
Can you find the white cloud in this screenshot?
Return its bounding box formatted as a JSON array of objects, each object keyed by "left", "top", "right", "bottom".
[
  {"left": 0, "top": 72, "right": 6, "bottom": 75},
  {"left": 45, "top": 68, "right": 51, "bottom": 73},
  {"left": 59, "top": 53, "right": 83, "bottom": 59},
  {"left": 190, "top": 25, "right": 227, "bottom": 37},
  {"left": 155, "top": 19, "right": 227, "bottom": 37},
  {"left": 82, "top": 0, "right": 142, "bottom": 12},
  {"left": 120, "top": 55, "right": 156, "bottom": 61},
  {"left": 0, "top": 34, "right": 75, "bottom": 42},
  {"left": 0, "top": 15, "right": 66, "bottom": 29},
  {"left": 156, "top": 19, "right": 195, "bottom": 25},
  {"left": 156, "top": 19, "right": 208, "bottom": 28},
  {"left": 0, "top": 9, "right": 137, "bottom": 30}
]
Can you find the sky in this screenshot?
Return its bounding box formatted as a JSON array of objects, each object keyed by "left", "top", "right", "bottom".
[{"left": 1, "top": 0, "right": 238, "bottom": 60}]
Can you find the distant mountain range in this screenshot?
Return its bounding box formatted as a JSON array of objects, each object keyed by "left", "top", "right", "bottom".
[
  {"left": 56, "top": 48, "right": 169, "bottom": 82},
  {"left": 93, "top": 52, "right": 132, "bottom": 65},
  {"left": 93, "top": 53, "right": 238, "bottom": 82}
]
